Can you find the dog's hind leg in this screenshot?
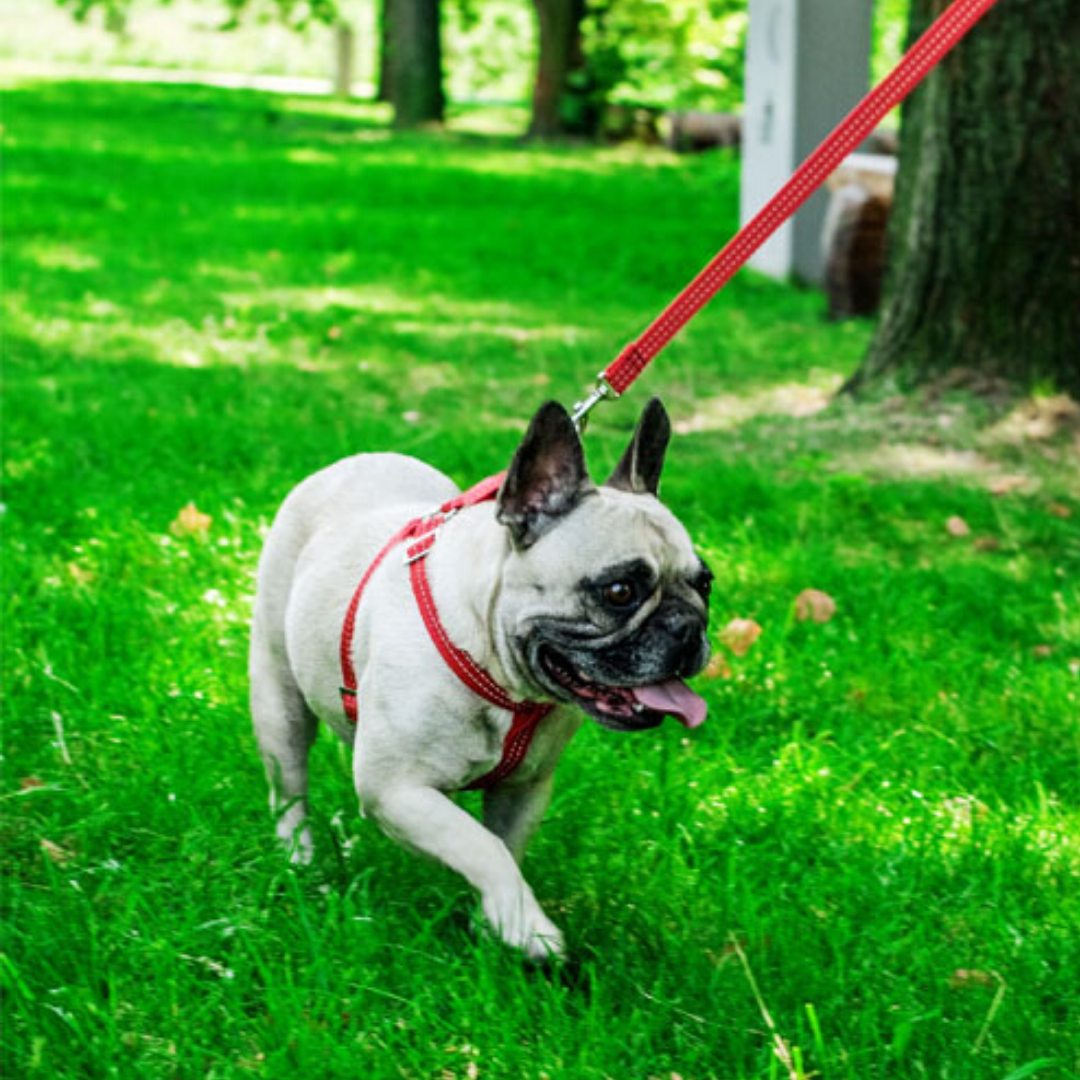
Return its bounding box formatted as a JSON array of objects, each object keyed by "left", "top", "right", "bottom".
[
  {"left": 483, "top": 775, "right": 555, "bottom": 865},
  {"left": 250, "top": 628, "right": 318, "bottom": 865}
]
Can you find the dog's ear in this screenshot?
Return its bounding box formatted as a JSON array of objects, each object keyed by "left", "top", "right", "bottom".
[
  {"left": 605, "top": 397, "right": 670, "bottom": 495},
  {"left": 497, "top": 401, "right": 595, "bottom": 549}
]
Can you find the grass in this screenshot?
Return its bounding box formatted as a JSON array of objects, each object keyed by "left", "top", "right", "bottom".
[{"left": 2, "top": 77, "right": 1079, "bottom": 1080}]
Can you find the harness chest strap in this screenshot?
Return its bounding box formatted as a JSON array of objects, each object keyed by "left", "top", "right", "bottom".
[{"left": 338, "top": 474, "right": 554, "bottom": 792}]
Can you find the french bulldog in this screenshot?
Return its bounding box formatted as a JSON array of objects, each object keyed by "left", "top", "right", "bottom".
[{"left": 249, "top": 398, "right": 712, "bottom": 961}]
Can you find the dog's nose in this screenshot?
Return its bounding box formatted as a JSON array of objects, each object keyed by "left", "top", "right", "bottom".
[{"left": 669, "top": 611, "right": 708, "bottom": 676}]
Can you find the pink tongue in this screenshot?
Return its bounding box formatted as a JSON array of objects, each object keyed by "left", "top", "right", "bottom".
[{"left": 632, "top": 680, "right": 708, "bottom": 729}]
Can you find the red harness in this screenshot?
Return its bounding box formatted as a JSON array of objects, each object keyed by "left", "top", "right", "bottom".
[{"left": 338, "top": 473, "right": 554, "bottom": 791}]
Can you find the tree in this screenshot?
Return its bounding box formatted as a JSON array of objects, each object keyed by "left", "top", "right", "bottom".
[
  {"left": 528, "top": 0, "right": 591, "bottom": 138},
  {"left": 845, "top": 0, "right": 1080, "bottom": 396},
  {"left": 384, "top": 0, "right": 445, "bottom": 127}
]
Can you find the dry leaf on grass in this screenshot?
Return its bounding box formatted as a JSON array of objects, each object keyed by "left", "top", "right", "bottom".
[
  {"left": 702, "top": 653, "right": 733, "bottom": 680},
  {"left": 973, "top": 537, "right": 1001, "bottom": 552},
  {"left": 1032, "top": 645, "right": 1054, "bottom": 658},
  {"left": 945, "top": 515, "right": 971, "bottom": 537},
  {"left": 794, "top": 588, "right": 837, "bottom": 623},
  {"left": 949, "top": 969, "right": 997, "bottom": 990},
  {"left": 20, "top": 776, "right": 44, "bottom": 791},
  {"left": 41, "top": 839, "right": 75, "bottom": 864},
  {"left": 719, "top": 618, "right": 762, "bottom": 657},
  {"left": 988, "top": 474, "right": 1027, "bottom": 496},
  {"left": 1047, "top": 502, "right": 1073, "bottom": 519},
  {"left": 170, "top": 503, "right": 212, "bottom": 539},
  {"left": 67, "top": 562, "right": 96, "bottom": 586}
]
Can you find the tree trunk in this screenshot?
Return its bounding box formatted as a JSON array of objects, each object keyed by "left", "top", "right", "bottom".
[
  {"left": 386, "top": 0, "right": 444, "bottom": 128},
  {"left": 333, "top": 21, "right": 355, "bottom": 99},
  {"left": 846, "top": 0, "right": 1080, "bottom": 396},
  {"left": 529, "top": 0, "right": 591, "bottom": 139},
  {"left": 377, "top": 0, "right": 394, "bottom": 103}
]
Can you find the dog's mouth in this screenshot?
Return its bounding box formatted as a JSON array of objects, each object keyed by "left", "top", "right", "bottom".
[{"left": 538, "top": 646, "right": 707, "bottom": 733}]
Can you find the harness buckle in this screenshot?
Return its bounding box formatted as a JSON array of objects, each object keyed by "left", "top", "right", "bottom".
[{"left": 403, "top": 507, "right": 459, "bottom": 564}]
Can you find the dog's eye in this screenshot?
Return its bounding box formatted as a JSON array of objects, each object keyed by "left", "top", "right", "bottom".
[
  {"left": 693, "top": 563, "right": 713, "bottom": 600},
  {"left": 603, "top": 581, "right": 636, "bottom": 607}
]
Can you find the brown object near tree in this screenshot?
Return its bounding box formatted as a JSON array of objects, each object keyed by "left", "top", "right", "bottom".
[
  {"left": 825, "top": 185, "right": 891, "bottom": 320},
  {"left": 384, "top": 0, "right": 445, "bottom": 128},
  {"left": 845, "top": 0, "right": 1080, "bottom": 395}
]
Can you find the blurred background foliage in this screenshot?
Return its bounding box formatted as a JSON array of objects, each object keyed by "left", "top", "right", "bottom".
[{"left": 2, "top": 0, "right": 911, "bottom": 116}]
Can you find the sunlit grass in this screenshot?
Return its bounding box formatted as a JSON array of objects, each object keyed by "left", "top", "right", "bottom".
[{"left": 2, "top": 77, "right": 1078, "bottom": 1080}]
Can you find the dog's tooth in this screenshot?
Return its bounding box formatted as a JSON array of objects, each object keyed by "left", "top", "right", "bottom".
[{"left": 631, "top": 702, "right": 645, "bottom": 714}]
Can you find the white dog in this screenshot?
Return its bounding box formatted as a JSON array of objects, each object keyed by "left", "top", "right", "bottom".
[{"left": 250, "top": 399, "right": 711, "bottom": 960}]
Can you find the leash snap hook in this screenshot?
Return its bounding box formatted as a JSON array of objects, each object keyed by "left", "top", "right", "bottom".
[{"left": 571, "top": 372, "right": 620, "bottom": 433}]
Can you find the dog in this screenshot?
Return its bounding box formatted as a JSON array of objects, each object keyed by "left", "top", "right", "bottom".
[{"left": 249, "top": 398, "right": 712, "bottom": 961}]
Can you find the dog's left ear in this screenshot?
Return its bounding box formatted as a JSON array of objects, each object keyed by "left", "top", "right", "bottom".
[
  {"left": 605, "top": 397, "right": 671, "bottom": 495},
  {"left": 497, "top": 401, "right": 595, "bottom": 549}
]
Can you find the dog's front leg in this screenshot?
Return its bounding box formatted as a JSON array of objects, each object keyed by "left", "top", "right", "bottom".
[
  {"left": 365, "top": 783, "right": 565, "bottom": 961},
  {"left": 482, "top": 774, "right": 554, "bottom": 865}
]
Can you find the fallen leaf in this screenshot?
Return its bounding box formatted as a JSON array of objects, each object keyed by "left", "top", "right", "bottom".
[
  {"left": 326, "top": 325, "right": 342, "bottom": 341},
  {"left": 67, "top": 562, "right": 95, "bottom": 586},
  {"left": 20, "top": 776, "right": 44, "bottom": 791},
  {"left": 41, "top": 839, "right": 74, "bottom": 864},
  {"left": 1032, "top": 645, "right": 1054, "bottom": 658},
  {"left": 794, "top": 588, "right": 837, "bottom": 623},
  {"left": 401, "top": 410, "right": 421, "bottom": 424},
  {"left": 944, "top": 795, "right": 990, "bottom": 827},
  {"left": 702, "top": 653, "right": 733, "bottom": 680},
  {"left": 988, "top": 474, "right": 1027, "bottom": 496},
  {"left": 170, "top": 503, "right": 212, "bottom": 539},
  {"left": 973, "top": 536, "right": 1002, "bottom": 552},
  {"left": 1047, "top": 502, "right": 1073, "bottom": 519},
  {"left": 949, "top": 969, "right": 997, "bottom": 990},
  {"left": 719, "top": 618, "right": 762, "bottom": 657},
  {"left": 946, "top": 515, "right": 971, "bottom": 537}
]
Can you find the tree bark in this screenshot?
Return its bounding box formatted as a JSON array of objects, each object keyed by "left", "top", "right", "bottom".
[
  {"left": 333, "top": 21, "right": 354, "bottom": 99},
  {"left": 386, "top": 0, "right": 444, "bottom": 127},
  {"left": 377, "top": 0, "right": 393, "bottom": 103},
  {"left": 846, "top": 0, "right": 1080, "bottom": 396},
  {"left": 529, "top": 0, "right": 591, "bottom": 139}
]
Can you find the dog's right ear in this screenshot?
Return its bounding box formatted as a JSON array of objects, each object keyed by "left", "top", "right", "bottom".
[
  {"left": 497, "top": 401, "right": 595, "bottom": 549},
  {"left": 605, "top": 396, "right": 671, "bottom": 496}
]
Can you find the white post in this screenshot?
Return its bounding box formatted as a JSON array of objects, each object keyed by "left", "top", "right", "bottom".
[{"left": 740, "top": 0, "right": 874, "bottom": 283}]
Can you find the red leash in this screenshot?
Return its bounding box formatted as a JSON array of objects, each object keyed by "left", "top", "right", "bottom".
[{"left": 572, "top": 0, "right": 1003, "bottom": 424}]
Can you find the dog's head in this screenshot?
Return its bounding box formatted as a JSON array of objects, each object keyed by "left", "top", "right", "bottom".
[{"left": 495, "top": 399, "right": 711, "bottom": 732}]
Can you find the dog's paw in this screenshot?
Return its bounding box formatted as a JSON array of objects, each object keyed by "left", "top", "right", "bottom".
[
  {"left": 276, "top": 820, "right": 314, "bottom": 866},
  {"left": 521, "top": 923, "right": 566, "bottom": 965},
  {"left": 481, "top": 893, "right": 566, "bottom": 963}
]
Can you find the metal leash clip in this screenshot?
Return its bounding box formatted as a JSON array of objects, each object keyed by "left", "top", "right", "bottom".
[{"left": 570, "top": 372, "right": 620, "bottom": 432}]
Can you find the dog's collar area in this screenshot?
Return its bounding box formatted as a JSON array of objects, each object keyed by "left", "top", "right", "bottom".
[{"left": 338, "top": 472, "right": 553, "bottom": 792}]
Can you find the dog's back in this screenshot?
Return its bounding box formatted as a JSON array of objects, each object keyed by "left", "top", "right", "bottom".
[{"left": 250, "top": 453, "right": 460, "bottom": 733}]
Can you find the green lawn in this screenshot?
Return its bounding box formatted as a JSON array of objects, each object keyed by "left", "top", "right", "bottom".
[{"left": 2, "top": 78, "right": 1078, "bottom": 1080}]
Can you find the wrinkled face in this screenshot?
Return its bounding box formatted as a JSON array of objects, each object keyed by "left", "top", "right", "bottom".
[{"left": 499, "top": 488, "right": 712, "bottom": 731}]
